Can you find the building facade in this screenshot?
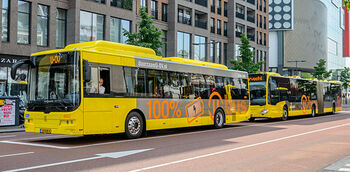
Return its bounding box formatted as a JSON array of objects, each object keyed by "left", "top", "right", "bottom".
[
  {"left": 269, "top": 0, "right": 346, "bottom": 76},
  {"left": 0, "top": 0, "right": 269, "bottom": 97}
]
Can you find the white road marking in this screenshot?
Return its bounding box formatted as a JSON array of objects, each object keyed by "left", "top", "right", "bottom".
[
  {"left": 339, "top": 168, "right": 350, "bottom": 172},
  {"left": 0, "top": 152, "right": 34, "bottom": 158},
  {"left": 130, "top": 123, "right": 350, "bottom": 172},
  {"left": 4, "top": 149, "right": 152, "bottom": 172},
  {"left": 4, "top": 157, "right": 102, "bottom": 172},
  {"left": 0, "top": 113, "right": 348, "bottom": 150},
  {"left": 0, "top": 141, "right": 71, "bottom": 149},
  {"left": 7, "top": 135, "right": 77, "bottom": 142},
  {"left": 0, "top": 135, "right": 16, "bottom": 138}
]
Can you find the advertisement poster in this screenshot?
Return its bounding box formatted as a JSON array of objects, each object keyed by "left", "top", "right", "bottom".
[{"left": 0, "top": 99, "right": 16, "bottom": 126}]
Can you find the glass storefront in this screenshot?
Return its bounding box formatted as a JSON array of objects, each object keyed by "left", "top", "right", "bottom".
[{"left": 0, "top": 55, "right": 29, "bottom": 105}]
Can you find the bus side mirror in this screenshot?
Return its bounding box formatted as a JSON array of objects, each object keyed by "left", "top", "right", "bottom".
[
  {"left": 83, "top": 60, "right": 91, "bottom": 82},
  {"left": 11, "top": 59, "right": 34, "bottom": 80}
]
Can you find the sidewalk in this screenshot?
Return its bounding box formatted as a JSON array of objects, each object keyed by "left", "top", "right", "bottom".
[
  {"left": 0, "top": 125, "right": 25, "bottom": 133},
  {"left": 343, "top": 104, "right": 350, "bottom": 108},
  {"left": 320, "top": 155, "right": 350, "bottom": 172}
]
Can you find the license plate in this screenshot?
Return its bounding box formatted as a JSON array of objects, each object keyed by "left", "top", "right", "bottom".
[{"left": 40, "top": 129, "right": 51, "bottom": 134}]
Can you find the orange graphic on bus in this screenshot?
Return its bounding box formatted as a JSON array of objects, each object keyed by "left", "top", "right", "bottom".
[
  {"left": 185, "top": 97, "right": 204, "bottom": 123},
  {"left": 208, "top": 92, "right": 224, "bottom": 121}
]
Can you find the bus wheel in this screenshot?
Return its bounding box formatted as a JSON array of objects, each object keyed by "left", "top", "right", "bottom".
[
  {"left": 311, "top": 105, "right": 316, "bottom": 117},
  {"left": 125, "top": 111, "right": 144, "bottom": 139},
  {"left": 332, "top": 104, "right": 336, "bottom": 114},
  {"left": 281, "top": 107, "right": 288, "bottom": 121},
  {"left": 249, "top": 117, "right": 255, "bottom": 122},
  {"left": 214, "top": 109, "right": 225, "bottom": 129}
]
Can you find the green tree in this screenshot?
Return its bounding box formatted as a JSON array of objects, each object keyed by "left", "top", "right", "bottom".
[
  {"left": 340, "top": 67, "right": 350, "bottom": 90},
  {"left": 229, "top": 33, "right": 264, "bottom": 73},
  {"left": 312, "top": 59, "right": 332, "bottom": 80},
  {"left": 340, "top": 67, "right": 350, "bottom": 104},
  {"left": 344, "top": 0, "right": 350, "bottom": 10},
  {"left": 123, "top": 8, "right": 164, "bottom": 56}
]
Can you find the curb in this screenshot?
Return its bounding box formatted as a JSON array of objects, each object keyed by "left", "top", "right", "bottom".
[{"left": 0, "top": 128, "right": 25, "bottom": 133}]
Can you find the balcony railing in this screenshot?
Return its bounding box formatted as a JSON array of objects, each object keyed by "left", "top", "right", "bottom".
[
  {"left": 151, "top": 10, "right": 158, "bottom": 19},
  {"left": 236, "top": 32, "right": 243, "bottom": 37},
  {"left": 217, "top": 7, "right": 222, "bottom": 15},
  {"left": 247, "top": 16, "right": 255, "bottom": 23},
  {"left": 236, "top": 12, "right": 245, "bottom": 20},
  {"left": 110, "top": 0, "right": 132, "bottom": 10},
  {"left": 195, "top": 0, "right": 207, "bottom": 7},
  {"left": 247, "top": 0, "right": 255, "bottom": 5},
  {"left": 211, "top": 6, "right": 215, "bottom": 13},
  {"left": 162, "top": 13, "right": 167, "bottom": 22},
  {"left": 178, "top": 17, "right": 192, "bottom": 25},
  {"left": 217, "top": 28, "right": 222, "bottom": 35},
  {"left": 195, "top": 20, "right": 207, "bottom": 29},
  {"left": 211, "top": 26, "right": 215, "bottom": 33},
  {"left": 247, "top": 35, "right": 255, "bottom": 41}
]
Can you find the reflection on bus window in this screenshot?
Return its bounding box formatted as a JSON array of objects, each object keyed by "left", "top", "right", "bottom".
[{"left": 85, "top": 67, "right": 98, "bottom": 94}]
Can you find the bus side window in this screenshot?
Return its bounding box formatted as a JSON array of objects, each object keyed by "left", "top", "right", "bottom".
[
  {"left": 214, "top": 76, "right": 225, "bottom": 98},
  {"left": 166, "top": 72, "right": 181, "bottom": 99},
  {"left": 241, "top": 79, "right": 249, "bottom": 99},
  {"left": 99, "top": 68, "right": 110, "bottom": 94},
  {"left": 84, "top": 67, "right": 98, "bottom": 96},
  {"left": 204, "top": 75, "right": 215, "bottom": 99},
  {"left": 180, "top": 73, "right": 193, "bottom": 99}
]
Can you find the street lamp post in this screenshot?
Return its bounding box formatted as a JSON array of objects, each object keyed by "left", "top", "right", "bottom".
[{"left": 287, "top": 60, "right": 306, "bottom": 76}]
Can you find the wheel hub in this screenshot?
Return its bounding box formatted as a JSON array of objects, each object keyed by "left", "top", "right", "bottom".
[{"left": 128, "top": 117, "right": 141, "bottom": 135}]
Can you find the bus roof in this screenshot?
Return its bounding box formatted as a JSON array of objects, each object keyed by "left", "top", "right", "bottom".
[
  {"left": 30, "top": 41, "right": 233, "bottom": 71},
  {"left": 31, "top": 41, "right": 160, "bottom": 60},
  {"left": 254, "top": 72, "right": 341, "bottom": 84},
  {"left": 162, "top": 57, "right": 228, "bottom": 69}
]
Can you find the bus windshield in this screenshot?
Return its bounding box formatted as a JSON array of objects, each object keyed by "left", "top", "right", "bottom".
[
  {"left": 27, "top": 51, "right": 80, "bottom": 112},
  {"left": 249, "top": 81, "right": 267, "bottom": 105},
  {"left": 249, "top": 74, "right": 267, "bottom": 106}
]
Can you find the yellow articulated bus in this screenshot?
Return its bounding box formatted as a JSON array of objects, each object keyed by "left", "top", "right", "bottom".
[
  {"left": 249, "top": 72, "right": 342, "bottom": 121},
  {"left": 11, "top": 41, "right": 251, "bottom": 138}
]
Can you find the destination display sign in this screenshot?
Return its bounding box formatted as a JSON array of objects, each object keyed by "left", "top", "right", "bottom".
[{"left": 249, "top": 74, "right": 266, "bottom": 82}]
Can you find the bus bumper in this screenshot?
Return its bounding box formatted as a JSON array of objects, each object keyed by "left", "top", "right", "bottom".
[
  {"left": 250, "top": 105, "right": 271, "bottom": 118},
  {"left": 24, "top": 112, "right": 83, "bottom": 135}
]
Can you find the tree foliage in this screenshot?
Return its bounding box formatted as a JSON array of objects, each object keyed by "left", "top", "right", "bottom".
[
  {"left": 229, "top": 33, "right": 264, "bottom": 73},
  {"left": 123, "top": 8, "right": 164, "bottom": 56},
  {"left": 340, "top": 67, "right": 350, "bottom": 90},
  {"left": 312, "top": 59, "right": 332, "bottom": 80},
  {"left": 344, "top": 0, "right": 350, "bottom": 10}
]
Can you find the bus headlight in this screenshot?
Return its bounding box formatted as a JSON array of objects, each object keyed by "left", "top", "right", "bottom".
[{"left": 261, "top": 109, "right": 269, "bottom": 115}]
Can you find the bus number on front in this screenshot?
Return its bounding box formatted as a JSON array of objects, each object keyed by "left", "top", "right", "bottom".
[{"left": 50, "top": 55, "right": 61, "bottom": 64}]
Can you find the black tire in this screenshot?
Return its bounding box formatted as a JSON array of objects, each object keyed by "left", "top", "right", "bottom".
[
  {"left": 311, "top": 105, "right": 316, "bottom": 117},
  {"left": 281, "top": 107, "right": 288, "bottom": 121},
  {"left": 125, "top": 111, "right": 144, "bottom": 139},
  {"left": 249, "top": 117, "right": 255, "bottom": 122},
  {"left": 214, "top": 109, "right": 225, "bottom": 129}
]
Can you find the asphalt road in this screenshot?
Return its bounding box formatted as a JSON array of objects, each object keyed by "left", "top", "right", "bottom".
[{"left": 0, "top": 109, "right": 349, "bottom": 172}]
